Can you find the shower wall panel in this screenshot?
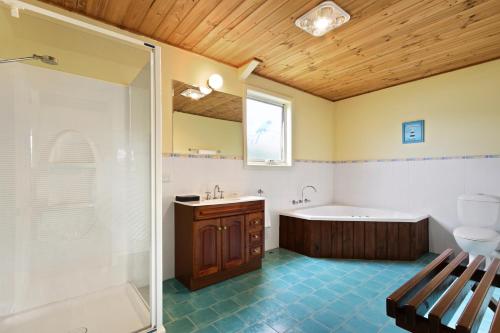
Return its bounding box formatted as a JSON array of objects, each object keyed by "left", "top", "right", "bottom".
[{"left": 0, "top": 63, "right": 150, "bottom": 316}]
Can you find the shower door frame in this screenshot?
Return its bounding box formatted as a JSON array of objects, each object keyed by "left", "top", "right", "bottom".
[{"left": 3, "top": 1, "right": 164, "bottom": 332}]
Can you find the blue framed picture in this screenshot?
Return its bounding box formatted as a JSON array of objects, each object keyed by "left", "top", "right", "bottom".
[{"left": 402, "top": 120, "right": 424, "bottom": 144}]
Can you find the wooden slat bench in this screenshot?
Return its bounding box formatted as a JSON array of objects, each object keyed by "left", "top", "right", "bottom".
[{"left": 387, "top": 249, "right": 500, "bottom": 333}]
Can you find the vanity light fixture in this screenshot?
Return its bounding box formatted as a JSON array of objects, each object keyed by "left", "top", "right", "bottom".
[
  {"left": 295, "top": 1, "right": 350, "bottom": 37},
  {"left": 207, "top": 73, "right": 223, "bottom": 90},
  {"left": 180, "top": 88, "right": 206, "bottom": 100}
]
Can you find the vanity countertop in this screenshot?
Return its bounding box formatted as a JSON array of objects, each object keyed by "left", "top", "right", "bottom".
[{"left": 174, "top": 196, "right": 265, "bottom": 207}]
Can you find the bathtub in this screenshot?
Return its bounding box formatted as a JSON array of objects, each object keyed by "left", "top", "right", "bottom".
[
  {"left": 279, "top": 205, "right": 429, "bottom": 261},
  {"left": 281, "top": 205, "right": 429, "bottom": 223}
]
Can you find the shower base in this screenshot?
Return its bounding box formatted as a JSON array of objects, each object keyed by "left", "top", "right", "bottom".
[{"left": 0, "top": 283, "right": 150, "bottom": 333}]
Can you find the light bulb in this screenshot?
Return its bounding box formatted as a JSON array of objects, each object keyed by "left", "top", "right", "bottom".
[
  {"left": 314, "top": 17, "right": 331, "bottom": 31},
  {"left": 319, "top": 6, "right": 334, "bottom": 18},
  {"left": 208, "top": 74, "right": 223, "bottom": 90}
]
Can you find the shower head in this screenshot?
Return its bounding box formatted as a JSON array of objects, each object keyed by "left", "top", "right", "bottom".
[
  {"left": 0, "top": 54, "right": 58, "bottom": 65},
  {"left": 33, "top": 54, "right": 58, "bottom": 65}
]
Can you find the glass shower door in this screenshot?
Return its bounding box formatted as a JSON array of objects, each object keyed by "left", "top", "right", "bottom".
[{"left": 0, "top": 5, "right": 160, "bottom": 332}]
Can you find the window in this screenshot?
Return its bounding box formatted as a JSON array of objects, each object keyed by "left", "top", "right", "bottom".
[{"left": 244, "top": 88, "right": 292, "bottom": 166}]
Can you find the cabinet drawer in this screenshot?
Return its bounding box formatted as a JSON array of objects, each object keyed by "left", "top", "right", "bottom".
[
  {"left": 195, "top": 201, "right": 263, "bottom": 220},
  {"left": 246, "top": 212, "right": 264, "bottom": 231},
  {"left": 248, "top": 230, "right": 263, "bottom": 244},
  {"left": 249, "top": 245, "right": 263, "bottom": 259}
]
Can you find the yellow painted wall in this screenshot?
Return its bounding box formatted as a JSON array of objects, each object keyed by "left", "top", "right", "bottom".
[
  {"left": 334, "top": 59, "right": 500, "bottom": 161},
  {"left": 5, "top": 1, "right": 337, "bottom": 161},
  {"left": 173, "top": 112, "right": 243, "bottom": 156}
]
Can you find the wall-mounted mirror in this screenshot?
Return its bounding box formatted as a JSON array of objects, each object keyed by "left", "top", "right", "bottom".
[{"left": 172, "top": 80, "right": 243, "bottom": 157}]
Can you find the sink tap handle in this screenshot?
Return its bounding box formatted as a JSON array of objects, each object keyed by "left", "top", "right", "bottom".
[
  {"left": 205, "top": 192, "right": 211, "bottom": 200},
  {"left": 220, "top": 191, "right": 224, "bottom": 199}
]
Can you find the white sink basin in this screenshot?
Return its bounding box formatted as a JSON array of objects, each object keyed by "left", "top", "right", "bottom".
[{"left": 175, "top": 196, "right": 264, "bottom": 207}]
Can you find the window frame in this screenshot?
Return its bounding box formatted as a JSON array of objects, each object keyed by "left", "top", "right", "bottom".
[{"left": 243, "top": 87, "right": 292, "bottom": 167}]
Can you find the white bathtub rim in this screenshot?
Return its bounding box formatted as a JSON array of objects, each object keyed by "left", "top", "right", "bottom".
[{"left": 280, "top": 204, "right": 429, "bottom": 223}]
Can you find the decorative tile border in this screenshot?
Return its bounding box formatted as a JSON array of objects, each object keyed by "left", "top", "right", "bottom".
[
  {"left": 293, "top": 159, "right": 336, "bottom": 164},
  {"left": 165, "top": 153, "right": 243, "bottom": 160},
  {"left": 163, "top": 153, "right": 335, "bottom": 164},
  {"left": 334, "top": 154, "right": 500, "bottom": 164},
  {"left": 163, "top": 153, "right": 500, "bottom": 165}
]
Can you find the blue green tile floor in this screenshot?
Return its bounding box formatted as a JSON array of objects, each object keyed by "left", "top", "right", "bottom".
[{"left": 162, "top": 248, "right": 497, "bottom": 333}]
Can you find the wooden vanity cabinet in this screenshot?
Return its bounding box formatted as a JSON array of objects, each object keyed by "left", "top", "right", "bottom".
[{"left": 175, "top": 200, "right": 265, "bottom": 290}]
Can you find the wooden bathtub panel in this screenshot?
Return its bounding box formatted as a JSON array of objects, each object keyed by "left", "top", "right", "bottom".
[
  {"left": 309, "top": 220, "right": 321, "bottom": 257},
  {"left": 295, "top": 218, "right": 304, "bottom": 254},
  {"left": 353, "top": 222, "right": 365, "bottom": 259},
  {"left": 320, "top": 221, "right": 332, "bottom": 257},
  {"left": 279, "top": 216, "right": 429, "bottom": 261},
  {"left": 423, "top": 220, "right": 429, "bottom": 254},
  {"left": 376, "top": 223, "right": 388, "bottom": 259},
  {"left": 410, "top": 222, "right": 418, "bottom": 260},
  {"left": 399, "top": 223, "right": 411, "bottom": 260},
  {"left": 387, "top": 223, "right": 399, "bottom": 260},
  {"left": 279, "top": 216, "right": 288, "bottom": 249},
  {"left": 342, "top": 222, "right": 354, "bottom": 258},
  {"left": 332, "top": 221, "right": 343, "bottom": 258},
  {"left": 365, "top": 222, "right": 376, "bottom": 259},
  {"left": 286, "top": 217, "right": 294, "bottom": 250},
  {"left": 416, "top": 219, "right": 429, "bottom": 259}
]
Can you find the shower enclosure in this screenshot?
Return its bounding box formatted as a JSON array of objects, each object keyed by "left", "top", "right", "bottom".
[{"left": 0, "top": 2, "right": 163, "bottom": 332}]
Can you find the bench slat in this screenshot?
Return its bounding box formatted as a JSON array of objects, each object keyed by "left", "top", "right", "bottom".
[
  {"left": 428, "top": 255, "right": 485, "bottom": 333},
  {"left": 386, "top": 248, "right": 454, "bottom": 317},
  {"left": 457, "top": 258, "right": 500, "bottom": 333},
  {"left": 490, "top": 297, "right": 500, "bottom": 333},
  {"left": 405, "top": 252, "right": 468, "bottom": 328}
]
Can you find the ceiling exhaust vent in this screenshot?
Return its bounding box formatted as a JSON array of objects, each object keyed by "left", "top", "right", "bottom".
[{"left": 295, "top": 1, "right": 350, "bottom": 37}]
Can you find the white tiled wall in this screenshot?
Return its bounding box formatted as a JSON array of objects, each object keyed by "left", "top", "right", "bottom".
[
  {"left": 333, "top": 158, "right": 500, "bottom": 254},
  {"left": 162, "top": 156, "right": 500, "bottom": 280},
  {"left": 161, "top": 156, "right": 334, "bottom": 279}
]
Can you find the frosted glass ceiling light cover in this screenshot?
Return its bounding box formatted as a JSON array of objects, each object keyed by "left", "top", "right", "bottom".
[
  {"left": 181, "top": 88, "right": 206, "bottom": 100},
  {"left": 295, "top": 1, "right": 350, "bottom": 37},
  {"left": 208, "top": 73, "right": 223, "bottom": 90}
]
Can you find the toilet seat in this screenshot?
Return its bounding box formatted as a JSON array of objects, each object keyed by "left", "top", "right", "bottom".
[{"left": 453, "top": 226, "right": 499, "bottom": 242}]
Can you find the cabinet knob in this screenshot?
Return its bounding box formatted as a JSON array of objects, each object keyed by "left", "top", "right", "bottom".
[
  {"left": 254, "top": 220, "right": 260, "bottom": 225},
  {"left": 223, "top": 226, "right": 227, "bottom": 230},
  {"left": 218, "top": 227, "right": 222, "bottom": 231},
  {"left": 253, "top": 234, "right": 259, "bottom": 239}
]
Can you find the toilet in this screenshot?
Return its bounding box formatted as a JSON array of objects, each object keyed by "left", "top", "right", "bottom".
[{"left": 453, "top": 194, "right": 500, "bottom": 267}]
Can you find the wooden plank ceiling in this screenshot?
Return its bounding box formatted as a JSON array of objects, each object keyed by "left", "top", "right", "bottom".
[
  {"left": 173, "top": 80, "right": 242, "bottom": 122},
  {"left": 42, "top": 0, "right": 500, "bottom": 101}
]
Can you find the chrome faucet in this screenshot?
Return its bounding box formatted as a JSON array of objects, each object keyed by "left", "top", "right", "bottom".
[
  {"left": 301, "top": 185, "right": 317, "bottom": 204},
  {"left": 213, "top": 185, "right": 224, "bottom": 199}
]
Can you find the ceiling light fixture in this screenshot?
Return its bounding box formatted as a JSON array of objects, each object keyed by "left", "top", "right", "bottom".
[
  {"left": 180, "top": 88, "right": 207, "bottom": 101},
  {"left": 295, "top": 1, "right": 350, "bottom": 37},
  {"left": 207, "top": 73, "right": 223, "bottom": 90}
]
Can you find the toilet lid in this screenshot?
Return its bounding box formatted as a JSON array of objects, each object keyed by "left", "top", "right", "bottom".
[{"left": 454, "top": 226, "right": 499, "bottom": 241}]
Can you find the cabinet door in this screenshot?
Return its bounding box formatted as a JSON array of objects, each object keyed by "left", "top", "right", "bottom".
[
  {"left": 221, "top": 215, "right": 246, "bottom": 270},
  {"left": 193, "top": 219, "right": 221, "bottom": 278}
]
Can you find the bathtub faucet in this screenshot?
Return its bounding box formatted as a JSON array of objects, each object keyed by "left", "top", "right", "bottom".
[{"left": 301, "top": 185, "right": 317, "bottom": 204}]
